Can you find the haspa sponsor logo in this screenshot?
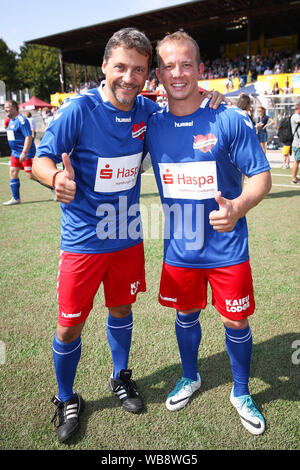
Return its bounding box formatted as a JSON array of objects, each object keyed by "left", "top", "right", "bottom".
[
  {"left": 99, "top": 163, "right": 139, "bottom": 180},
  {"left": 158, "top": 161, "right": 218, "bottom": 201},
  {"left": 94, "top": 153, "right": 142, "bottom": 193},
  {"left": 162, "top": 168, "right": 215, "bottom": 189}
]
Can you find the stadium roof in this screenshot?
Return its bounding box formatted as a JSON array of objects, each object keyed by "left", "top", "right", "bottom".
[{"left": 27, "top": 0, "right": 300, "bottom": 67}]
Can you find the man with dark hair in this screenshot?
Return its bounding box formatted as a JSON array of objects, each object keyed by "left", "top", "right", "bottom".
[
  {"left": 3, "top": 100, "right": 36, "bottom": 205},
  {"left": 33, "top": 27, "right": 156, "bottom": 443}
]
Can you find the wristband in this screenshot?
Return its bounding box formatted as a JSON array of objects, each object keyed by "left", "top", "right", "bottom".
[
  {"left": 52, "top": 170, "right": 63, "bottom": 189},
  {"left": 21, "top": 150, "right": 27, "bottom": 154}
]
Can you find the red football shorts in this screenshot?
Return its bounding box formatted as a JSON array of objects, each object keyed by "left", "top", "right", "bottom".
[
  {"left": 57, "top": 242, "right": 146, "bottom": 326},
  {"left": 159, "top": 260, "right": 255, "bottom": 320},
  {"left": 10, "top": 155, "right": 32, "bottom": 173}
]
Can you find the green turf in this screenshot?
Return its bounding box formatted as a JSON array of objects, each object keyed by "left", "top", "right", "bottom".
[{"left": 0, "top": 160, "right": 299, "bottom": 451}]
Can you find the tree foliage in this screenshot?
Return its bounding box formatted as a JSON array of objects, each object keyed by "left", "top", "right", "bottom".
[
  {"left": 0, "top": 39, "right": 19, "bottom": 90},
  {"left": 0, "top": 39, "right": 102, "bottom": 102},
  {"left": 16, "top": 44, "right": 61, "bottom": 102}
]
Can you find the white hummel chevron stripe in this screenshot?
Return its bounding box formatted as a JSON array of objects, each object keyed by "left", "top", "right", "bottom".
[
  {"left": 176, "top": 317, "right": 199, "bottom": 329},
  {"left": 226, "top": 330, "right": 252, "bottom": 344},
  {"left": 106, "top": 321, "right": 133, "bottom": 330}
]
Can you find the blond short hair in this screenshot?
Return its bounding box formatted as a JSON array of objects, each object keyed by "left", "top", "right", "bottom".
[{"left": 156, "top": 31, "right": 201, "bottom": 69}]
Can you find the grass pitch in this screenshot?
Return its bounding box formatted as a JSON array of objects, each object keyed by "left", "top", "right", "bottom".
[{"left": 0, "top": 158, "right": 299, "bottom": 451}]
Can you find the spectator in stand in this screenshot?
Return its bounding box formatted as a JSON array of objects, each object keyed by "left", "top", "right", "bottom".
[
  {"left": 149, "top": 75, "right": 159, "bottom": 92},
  {"left": 255, "top": 106, "right": 275, "bottom": 154},
  {"left": 271, "top": 82, "right": 283, "bottom": 95},
  {"left": 283, "top": 79, "right": 293, "bottom": 95},
  {"left": 263, "top": 65, "right": 273, "bottom": 75}
]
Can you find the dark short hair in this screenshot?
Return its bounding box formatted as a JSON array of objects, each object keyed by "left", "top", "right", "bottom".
[
  {"left": 5, "top": 100, "right": 19, "bottom": 110},
  {"left": 236, "top": 93, "right": 251, "bottom": 111},
  {"left": 156, "top": 30, "right": 201, "bottom": 69},
  {"left": 103, "top": 28, "right": 152, "bottom": 69}
]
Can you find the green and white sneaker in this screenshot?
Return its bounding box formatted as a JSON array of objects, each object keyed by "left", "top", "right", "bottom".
[
  {"left": 230, "top": 388, "right": 265, "bottom": 435},
  {"left": 166, "top": 373, "right": 201, "bottom": 411}
]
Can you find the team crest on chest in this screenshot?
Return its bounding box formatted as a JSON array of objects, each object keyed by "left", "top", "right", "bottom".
[
  {"left": 132, "top": 122, "right": 146, "bottom": 140},
  {"left": 193, "top": 133, "right": 217, "bottom": 153}
]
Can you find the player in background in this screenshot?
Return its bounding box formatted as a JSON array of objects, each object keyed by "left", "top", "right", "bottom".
[
  {"left": 144, "top": 31, "right": 272, "bottom": 435},
  {"left": 3, "top": 100, "right": 36, "bottom": 205}
]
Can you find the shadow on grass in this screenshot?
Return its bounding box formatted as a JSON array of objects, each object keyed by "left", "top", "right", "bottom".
[
  {"left": 69, "top": 332, "right": 299, "bottom": 444},
  {"left": 266, "top": 190, "right": 300, "bottom": 199},
  {"left": 20, "top": 199, "right": 55, "bottom": 204}
]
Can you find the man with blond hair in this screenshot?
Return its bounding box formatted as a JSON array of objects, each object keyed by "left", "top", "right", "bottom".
[{"left": 145, "top": 30, "right": 272, "bottom": 435}]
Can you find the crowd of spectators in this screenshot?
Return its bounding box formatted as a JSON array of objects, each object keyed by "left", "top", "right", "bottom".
[{"left": 198, "top": 49, "right": 300, "bottom": 88}]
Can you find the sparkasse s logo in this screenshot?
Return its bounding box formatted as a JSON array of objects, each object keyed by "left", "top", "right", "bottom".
[
  {"left": 99, "top": 164, "right": 113, "bottom": 179},
  {"left": 162, "top": 169, "right": 173, "bottom": 184}
]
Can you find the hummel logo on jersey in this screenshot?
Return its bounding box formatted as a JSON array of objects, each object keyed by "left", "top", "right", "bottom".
[
  {"left": 193, "top": 133, "right": 217, "bottom": 152},
  {"left": 132, "top": 122, "right": 146, "bottom": 140},
  {"left": 174, "top": 121, "right": 193, "bottom": 127},
  {"left": 116, "top": 117, "right": 131, "bottom": 122}
]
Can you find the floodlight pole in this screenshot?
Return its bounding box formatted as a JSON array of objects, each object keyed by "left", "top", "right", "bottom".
[
  {"left": 59, "top": 50, "right": 65, "bottom": 93},
  {"left": 246, "top": 13, "right": 251, "bottom": 73}
]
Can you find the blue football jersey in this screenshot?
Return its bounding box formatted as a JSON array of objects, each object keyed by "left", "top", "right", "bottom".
[
  {"left": 36, "top": 84, "right": 159, "bottom": 253},
  {"left": 145, "top": 99, "right": 270, "bottom": 268},
  {"left": 6, "top": 114, "right": 36, "bottom": 158}
]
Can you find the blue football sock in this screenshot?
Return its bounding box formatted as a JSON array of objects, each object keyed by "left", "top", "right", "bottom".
[
  {"left": 225, "top": 324, "right": 252, "bottom": 397},
  {"left": 175, "top": 311, "right": 201, "bottom": 381},
  {"left": 10, "top": 178, "right": 20, "bottom": 200},
  {"left": 52, "top": 333, "right": 82, "bottom": 402},
  {"left": 107, "top": 312, "right": 133, "bottom": 379}
]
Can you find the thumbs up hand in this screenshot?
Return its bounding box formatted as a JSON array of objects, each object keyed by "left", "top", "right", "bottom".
[
  {"left": 53, "top": 153, "right": 76, "bottom": 203},
  {"left": 209, "top": 191, "right": 240, "bottom": 233}
]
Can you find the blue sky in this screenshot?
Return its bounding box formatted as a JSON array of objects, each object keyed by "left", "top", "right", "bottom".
[{"left": 1, "top": 0, "right": 193, "bottom": 53}]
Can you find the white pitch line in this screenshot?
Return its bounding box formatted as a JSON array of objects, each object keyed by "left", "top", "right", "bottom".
[{"left": 272, "top": 183, "right": 300, "bottom": 188}]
